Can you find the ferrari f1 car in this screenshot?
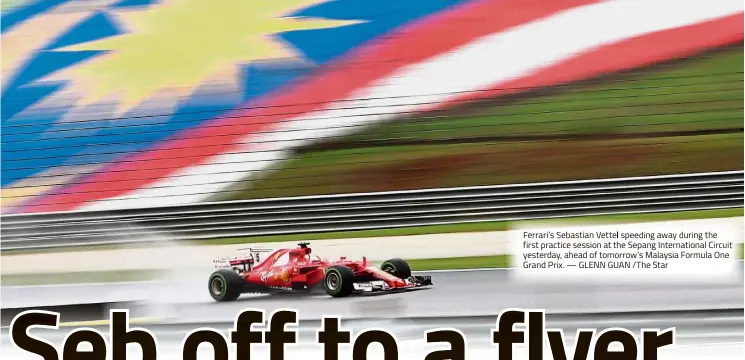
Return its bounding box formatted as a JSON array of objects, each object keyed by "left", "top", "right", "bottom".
[{"left": 207, "top": 242, "right": 433, "bottom": 301}]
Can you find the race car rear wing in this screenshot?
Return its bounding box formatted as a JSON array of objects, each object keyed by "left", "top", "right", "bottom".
[
  {"left": 237, "top": 247, "right": 274, "bottom": 253},
  {"left": 236, "top": 247, "right": 277, "bottom": 265},
  {"left": 214, "top": 247, "right": 277, "bottom": 273}
]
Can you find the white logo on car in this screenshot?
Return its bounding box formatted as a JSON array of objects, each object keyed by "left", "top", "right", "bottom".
[{"left": 260, "top": 270, "right": 275, "bottom": 282}]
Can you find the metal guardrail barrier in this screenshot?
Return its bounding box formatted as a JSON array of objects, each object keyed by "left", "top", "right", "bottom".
[{"left": 1, "top": 171, "right": 742, "bottom": 251}]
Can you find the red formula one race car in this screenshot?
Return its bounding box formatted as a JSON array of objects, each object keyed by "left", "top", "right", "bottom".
[{"left": 207, "top": 242, "right": 433, "bottom": 302}]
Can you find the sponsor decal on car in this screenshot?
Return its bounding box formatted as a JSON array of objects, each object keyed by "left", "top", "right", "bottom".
[
  {"left": 260, "top": 270, "right": 275, "bottom": 283},
  {"left": 274, "top": 269, "right": 290, "bottom": 282}
]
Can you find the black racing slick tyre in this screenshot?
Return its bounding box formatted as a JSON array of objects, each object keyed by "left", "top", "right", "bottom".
[
  {"left": 208, "top": 269, "right": 244, "bottom": 302},
  {"left": 381, "top": 258, "right": 412, "bottom": 279},
  {"left": 323, "top": 265, "right": 356, "bottom": 298}
]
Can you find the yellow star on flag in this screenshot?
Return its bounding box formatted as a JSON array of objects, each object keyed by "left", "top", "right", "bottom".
[{"left": 45, "top": 0, "right": 363, "bottom": 114}]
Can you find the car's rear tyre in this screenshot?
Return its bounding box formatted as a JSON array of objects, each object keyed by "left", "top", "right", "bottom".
[
  {"left": 381, "top": 258, "right": 412, "bottom": 279},
  {"left": 323, "top": 265, "right": 355, "bottom": 298},
  {"left": 208, "top": 269, "right": 244, "bottom": 302}
]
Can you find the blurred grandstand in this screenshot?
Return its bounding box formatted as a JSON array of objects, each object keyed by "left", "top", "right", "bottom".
[
  {"left": 2, "top": 0, "right": 742, "bottom": 214},
  {"left": 226, "top": 46, "right": 743, "bottom": 200}
]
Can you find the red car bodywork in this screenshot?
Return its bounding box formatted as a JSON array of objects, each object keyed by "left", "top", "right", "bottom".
[{"left": 214, "top": 243, "right": 429, "bottom": 294}]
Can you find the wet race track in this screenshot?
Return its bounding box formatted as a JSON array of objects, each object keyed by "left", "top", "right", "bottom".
[{"left": 2, "top": 268, "right": 743, "bottom": 322}]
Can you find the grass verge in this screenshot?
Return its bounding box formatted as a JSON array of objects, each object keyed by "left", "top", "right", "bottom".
[
  {"left": 1, "top": 269, "right": 160, "bottom": 286},
  {"left": 408, "top": 255, "right": 511, "bottom": 271}
]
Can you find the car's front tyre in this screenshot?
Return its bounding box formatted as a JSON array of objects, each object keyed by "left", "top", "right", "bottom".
[{"left": 381, "top": 258, "right": 412, "bottom": 279}]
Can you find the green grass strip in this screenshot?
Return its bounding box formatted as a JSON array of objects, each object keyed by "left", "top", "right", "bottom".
[
  {"left": 1, "top": 269, "right": 160, "bottom": 286},
  {"left": 408, "top": 255, "right": 512, "bottom": 271}
]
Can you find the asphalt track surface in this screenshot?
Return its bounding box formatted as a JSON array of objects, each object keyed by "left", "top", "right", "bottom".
[{"left": 3, "top": 268, "right": 743, "bottom": 322}]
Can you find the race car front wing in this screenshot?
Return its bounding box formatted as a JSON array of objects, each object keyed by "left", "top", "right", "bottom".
[{"left": 352, "top": 275, "right": 433, "bottom": 292}]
